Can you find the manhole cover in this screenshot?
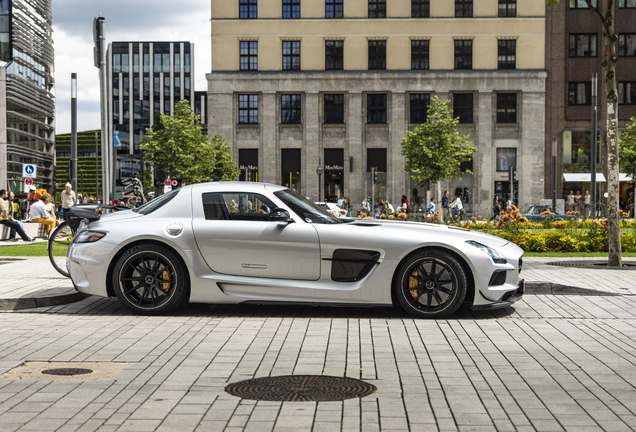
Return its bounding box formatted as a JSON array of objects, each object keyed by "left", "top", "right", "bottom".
[
  {"left": 41, "top": 368, "right": 93, "bottom": 376},
  {"left": 225, "top": 375, "right": 377, "bottom": 402},
  {"left": 547, "top": 261, "right": 636, "bottom": 270}
]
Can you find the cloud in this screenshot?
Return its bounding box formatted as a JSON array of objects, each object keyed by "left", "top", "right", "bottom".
[{"left": 53, "top": 1, "right": 210, "bottom": 134}]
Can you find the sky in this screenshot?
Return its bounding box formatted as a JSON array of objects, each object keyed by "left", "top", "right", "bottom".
[{"left": 52, "top": 0, "right": 210, "bottom": 134}]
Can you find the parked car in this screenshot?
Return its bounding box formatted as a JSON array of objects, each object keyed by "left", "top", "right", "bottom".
[
  {"left": 315, "top": 202, "right": 347, "bottom": 218},
  {"left": 66, "top": 182, "right": 525, "bottom": 318},
  {"left": 521, "top": 205, "right": 566, "bottom": 222}
]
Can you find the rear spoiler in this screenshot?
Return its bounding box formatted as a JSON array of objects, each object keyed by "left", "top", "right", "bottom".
[{"left": 67, "top": 203, "right": 129, "bottom": 222}]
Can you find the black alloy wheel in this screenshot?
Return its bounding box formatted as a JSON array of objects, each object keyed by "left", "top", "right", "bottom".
[
  {"left": 393, "top": 250, "right": 467, "bottom": 319},
  {"left": 112, "top": 244, "right": 189, "bottom": 314}
]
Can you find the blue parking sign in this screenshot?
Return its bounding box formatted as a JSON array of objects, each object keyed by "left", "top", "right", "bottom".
[{"left": 22, "top": 163, "right": 37, "bottom": 178}]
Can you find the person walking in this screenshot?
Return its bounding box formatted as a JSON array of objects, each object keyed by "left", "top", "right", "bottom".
[
  {"left": 490, "top": 196, "right": 501, "bottom": 221},
  {"left": 427, "top": 198, "right": 436, "bottom": 217},
  {"left": 60, "top": 182, "right": 76, "bottom": 220},
  {"left": 442, "top": 190, "right": 450, "bottom": 219},
  {"left": 0, "top": 189, "right": 34, "bottom": 242}
]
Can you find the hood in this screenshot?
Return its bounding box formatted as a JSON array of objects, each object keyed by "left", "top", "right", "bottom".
[{"left": 348, "top": 219, "right": 509, "bottom": 248}]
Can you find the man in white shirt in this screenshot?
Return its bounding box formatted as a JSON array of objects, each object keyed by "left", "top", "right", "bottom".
[
  {"left": 60, "top": 183, "right": 76, "bottom": 220},
  {"left": 449, "top": 195, "right": 463, "bottom": 218},
  {"left": 30, "top": 195, "right": 58, "bottom": 235}
]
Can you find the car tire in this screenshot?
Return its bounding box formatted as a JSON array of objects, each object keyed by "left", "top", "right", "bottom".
[
  {"left": 393, "top": 250, "right": 467, "bottom": 319},
  {"left": 112, "top": 243, "right": 189, "bottom": 315}
]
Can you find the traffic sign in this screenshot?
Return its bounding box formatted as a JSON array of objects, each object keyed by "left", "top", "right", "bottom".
[
  {"left": 164, "top": 185, "right": 172, "bottom": 193},
  {"left": 164, "top": 178, "right": 171, "bottom": 186},
  {"left": 171, "top": 180, "right": 178, "bottom": 187},
  {"left": 22, "top": 163, "right": 37, "bottom": 178},
  {"left": 25, "top": 178, "right": 33, "bottom": 185}
]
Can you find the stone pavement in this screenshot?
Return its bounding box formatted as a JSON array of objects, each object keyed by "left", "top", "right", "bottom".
[{"left": 0, "top": 256, "right": 634, "bottom": 431}]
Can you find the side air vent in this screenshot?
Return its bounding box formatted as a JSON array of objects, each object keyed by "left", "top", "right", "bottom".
[
  {"left": 329, "top": 249, "right": 380, "bottom": 282},
  {"left": 488, "top": 270, "right": 507, "bottom": 286}
]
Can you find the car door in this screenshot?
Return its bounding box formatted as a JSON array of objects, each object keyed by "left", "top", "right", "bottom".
[{"left": 192, "top": 190, "right": 321, "bottom": 280}]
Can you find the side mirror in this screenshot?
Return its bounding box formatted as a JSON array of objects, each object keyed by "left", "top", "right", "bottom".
[{"left": 269, "top": 207, "right": 294, "bottom": 223}]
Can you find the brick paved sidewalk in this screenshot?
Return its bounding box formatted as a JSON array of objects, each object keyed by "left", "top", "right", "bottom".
[{"left": 0, "top": 295, "right": 635, "bottom": 432}]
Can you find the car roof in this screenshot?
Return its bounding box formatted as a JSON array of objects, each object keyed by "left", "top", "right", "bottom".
[{"left": 189, "top": 182, "right": 288, "bottom": 194}]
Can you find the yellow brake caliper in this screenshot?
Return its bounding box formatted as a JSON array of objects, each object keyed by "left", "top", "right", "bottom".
[
  {"left": 409, "top": 269, "right": 419, "bottom": 299},
  {"left": 162, "top": 268, "right": 171, "bottom": 292}
]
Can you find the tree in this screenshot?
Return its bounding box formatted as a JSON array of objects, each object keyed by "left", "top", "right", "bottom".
[
  {"left": 547, "top": 0, "right": 622, "bottom": 266},
  {"left": 141, "top": 100, "right": 240, "bottom": 184},
  {"left": 401, "top": 96, "right": 476, "bottom": 219}
]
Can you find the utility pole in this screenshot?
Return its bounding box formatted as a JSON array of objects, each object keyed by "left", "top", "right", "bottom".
[
  {"left": 591, "top": 72, "right": 598, "bottom": 217},
  {"left": 371, "top": 167, "right": 377, "bottom": 216},
  {"left": 316, "top": 159, "right": 324, "bottom": 202},
  {"left": 71, "top": 73, "right": 78, "bottom": 194},
  {"left": 552, "top": 137, "right": 557, "bottom": 213},
  {"left": 93, "top": 16, "right": 110, "bottom": 205},
  {"left": 95, "top": 131, "right": 99, "bottom": 199}
]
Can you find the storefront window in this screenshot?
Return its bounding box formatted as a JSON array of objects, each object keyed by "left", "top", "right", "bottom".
[
  {"left": 281, "top": 149, "right": 301, "bottom": 192},
  {"left": 324, "top": 149, "right": 344, "bottom": 202},
  {"left": 239, "top": 149, "right": 258, "bottom": 182},
  {"left": 366, "top": 148, "right": 387, "bottom": 203}
]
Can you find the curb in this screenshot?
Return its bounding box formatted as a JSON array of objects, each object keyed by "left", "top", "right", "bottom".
[
  {"left": 0, "top": 292, "right": 91, "bottom": 311},
  {"left": 525, "top": 281, "right": 623, "bottom": 296}
]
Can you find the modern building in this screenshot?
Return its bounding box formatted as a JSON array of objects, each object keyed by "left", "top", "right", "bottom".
[
  {"left": 107, "top": 41, "right": 206, "bottom": 194},
  {"left": 0, "top": 0, "right": 55, "bottom": 194},
  {"left": 545, "top": 0, "right": 636, "bottom": 209},
  {"left": 207, "top": 0, "right": 547, "bottom": 215}
]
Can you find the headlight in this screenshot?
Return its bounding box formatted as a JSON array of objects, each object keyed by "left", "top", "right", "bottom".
[
  {"left": 74, "top": 230, "right": 106, "bottom": 244},
  {"left": 466, "top": 240, "right": 507, "bottom": 264}
]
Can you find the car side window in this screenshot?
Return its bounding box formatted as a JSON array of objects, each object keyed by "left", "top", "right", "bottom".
[{"left": 202, "top": 192, "right": 276, "bottom": 222}]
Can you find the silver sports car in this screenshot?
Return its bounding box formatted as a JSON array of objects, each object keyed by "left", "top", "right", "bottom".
[{"left": 67, "top": 182, "right": 524, "bottom": 318}]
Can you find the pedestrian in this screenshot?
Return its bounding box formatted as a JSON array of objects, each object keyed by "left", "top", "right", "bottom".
[
  {"left": 60, "top": 182, "right": 76, "bottom": 220},
  {"left": 490, "top": 196, "right": 501, "bottom": 221},
  {"left": 449, "top": 194, "right": 463, "bottom": 218},
  {"left": 0, "top": 189, "right": 34, "bottom": 242},
  {"left": 506, "top": 195, "right": 512, "bottom": 210},
  {"left": 427, "top": 198, "right": 436, "bottom": 217},
  {"left": 442, "top": 190, "right": 450, "bottom": 218},
  {"left": 30, "top": 194, "right": 58, "bottom": 235}
]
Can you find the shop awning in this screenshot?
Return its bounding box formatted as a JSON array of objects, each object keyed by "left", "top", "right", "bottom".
[{"left": 563, "top": 173, "right": 635, "bottom": 182}]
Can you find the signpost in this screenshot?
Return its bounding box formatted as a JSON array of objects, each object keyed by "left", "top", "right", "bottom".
[
  {"left": 22, "top": 163, "right": 37, "bottom": 178},
  {"left": 24, "top": 177, "right": 33, "bottom": 193},
  {"left": 164, "top": 178, "right": 172, "bottom": 194}
]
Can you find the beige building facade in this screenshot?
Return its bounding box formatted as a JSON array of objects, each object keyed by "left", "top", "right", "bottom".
[{"left": 207, "top": 0, "right": 547, "bottom": 215}]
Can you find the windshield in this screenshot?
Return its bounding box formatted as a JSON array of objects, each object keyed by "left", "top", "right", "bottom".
[
  {"left": 133, "top": 188, "right": 180, "bottom": 215},
  {"left": 274, "top": 189, "right": 342, "bottom": 224}
]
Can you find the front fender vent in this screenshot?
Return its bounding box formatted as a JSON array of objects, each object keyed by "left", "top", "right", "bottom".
[{"left": 488, "top": 270, "right": 507, "bottom": 287}]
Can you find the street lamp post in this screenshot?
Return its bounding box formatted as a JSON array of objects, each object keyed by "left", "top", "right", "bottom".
[
  {"left": 316, "top": 159, "right": 324, "bottom": 202},
  {"left": 552, "top": 137, "right": 557, "bottom": 213},
  {"left": 71, "top": 73, "right": 78, "bottom": 194},
  {"left": 591, "top": 72, "right": 598, "bottom": 217}
]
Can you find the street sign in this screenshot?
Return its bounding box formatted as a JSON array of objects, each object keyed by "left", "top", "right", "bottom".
[
  {"left": 171, "top": 180, "right": 178, "bottom": 187},
  {"left": 164, "top": 185, "right": 172, "bottom": 193},
  {"left": 22, "top": 164, "right": 37, "bottom": 178},
  {"left": 164, "top": 178, "right": 171, "bottom": 186},
  {"left": 25, "top": 178, "right": 33, "bottom": 185}
]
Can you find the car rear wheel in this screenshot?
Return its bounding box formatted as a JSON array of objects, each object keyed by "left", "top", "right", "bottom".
[
  {"left": 112, "top": 244, "right": 189, "bottom": 315},
  {"left": 393, "top": 250, "right": 467, "bottom": 319}
]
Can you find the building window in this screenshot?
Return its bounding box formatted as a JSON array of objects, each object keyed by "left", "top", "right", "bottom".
[
  {"left": 568, "top": 82, "right": 591, "bottom": 105},
  {"left": 239, "top": 94, "right": 259, "bottom": 124},
  {"left": 326, "top": 0, "right": 343, "bottom": 18},
  {"left": 569, "top": 0, "right": 597, "bottom": 8},
  {"left": 133, "top": 76, "right": 139, "bottom": 98},
  {"left": 619, "top": 82, "right": 636, "bottom": 105},
  {"left": 282, "top": 41, "right": 301, "bottom": 70},
  {"left": 618, "top": 34, "right": 636, "bottom": 57},
  {"left": 324, "top": 94, "right": 344, "bottom": 124},
  {"left": 325, "top": 41, "right": 343, "bottom": 70},
  {"left": 454, "top": 40, "right": 472, "bottom": 70},
  {"left": 113, "top": 76, "right": 119, "bottom": 97},
  {"left": 455, "top": 0, "right": 473, "bottom": 17},
  {"left": 367, "top": 94, "right": 387, "bottom": 124},
  {"left": 368, "top": 40, "right": 386, "bottom": 70},
  {"left": 240, "top": 0, "right": 258, "bottom": 18},
  {"left": 453, "top": 93, "right": 473, "bottom": 123},
  {"left": 496, "top": 93, "right": 517, "bottom": 123},
  {"left": 281, "top": 94, "right": 301, "bottom": 124},
  {"left": 240, "top": 41, "right": 258, "bottom": 71},
  {"left": 498, "top": 0, "right": 516, "bottom": 17},
  {"left": 283, "top": 0, "right": 300, "bottom": 18},
  {"left": 411, "top": 40, "right": 429, "bottom": 70},
  {"left": 143, "top": 76, "right": 149, "bottom": 98},
  {"left": 569, "top": 34, "right": 597, "bottom": 57},
  {"left": 412, "top": 0, "right": 430, "bottom": 17},
  {"left": 620, "top": 0, "right": 636, "bottom": 7},
  {"left": 368, "top": 0, "right": 386, "bottom": 18},
  {"left": 498, "top": 40, "right": 516, "bottom": 69},
  {"left": 410, "top": 94, "right": 430, "bottom": 124}
]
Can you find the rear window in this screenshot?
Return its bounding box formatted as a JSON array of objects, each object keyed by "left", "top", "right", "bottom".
[{"left": 133, "top": 189, "right": 180, "bottom": 215}]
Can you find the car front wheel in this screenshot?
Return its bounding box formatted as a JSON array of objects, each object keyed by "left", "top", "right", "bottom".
[
  {"left": 393, "top": 250, "right": 467, "bottom": 319},
  {"left": 112, "top": 244, "right": 189, "bottom": 315}
]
